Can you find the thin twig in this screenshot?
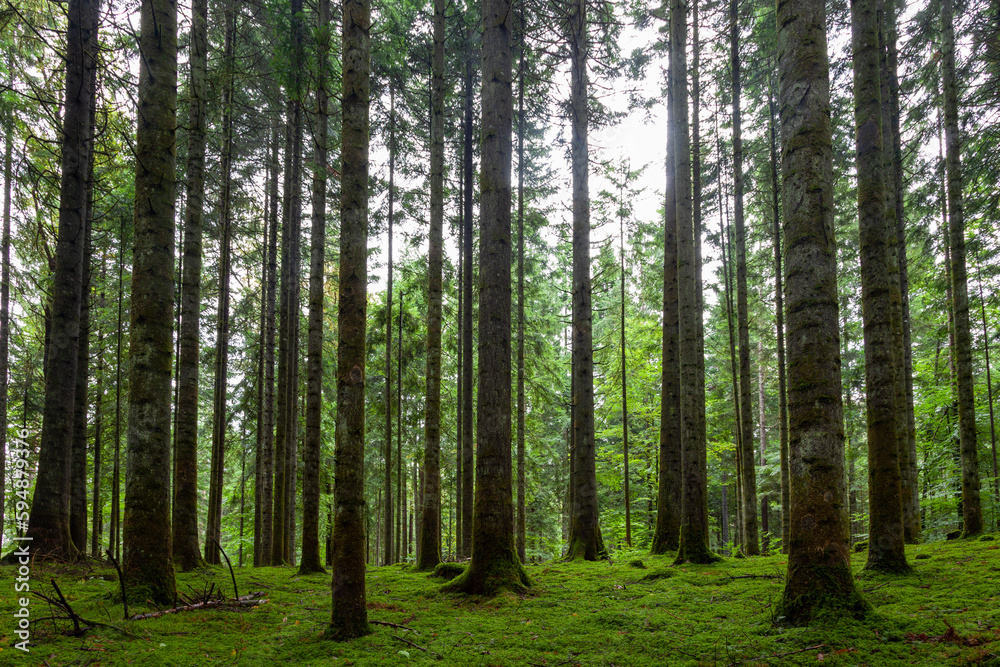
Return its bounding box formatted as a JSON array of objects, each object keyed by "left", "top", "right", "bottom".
[
  {"left": 371, "top": 619, "right": 416, "bottom": 631},
  {"left": 765, "top": 644, "right": 826, "bottom": 660},
  {"left": 50, "top": 579, "right": 81, "bottom": 635},
  {"left": 106, "top": 549, "right": 129, "bottom": 620},
  {"left": 391, "top": 634, "right": 444, "bottom": 660},
  {"left": 211, "top": 536, "right": 239, "bottom": 600}
]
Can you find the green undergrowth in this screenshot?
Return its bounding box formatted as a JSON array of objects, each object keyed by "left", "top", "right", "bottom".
[{"left": 2, "top": 535, "right": 999, "bottom": 665}]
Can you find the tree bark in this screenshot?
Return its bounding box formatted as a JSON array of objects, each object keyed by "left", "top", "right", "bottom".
[
  {"left": 123, "top": 0, "right": 178, "bottom": 605},
  {"left": 651, "top": 74, "right": 681, "bottom": 555},
  {"left": 461, "top": 31, "right": 475, "bottom": 560},
  {"left": 173, "top": 0, "right": 208, "bottom": 572},
  {"left": 673, "top": 0, "right": 713, "bottom": 565},
  {"left": 385, "top": 86, "right": 396, "bottom": 566},
  {"left": 1, "top": 89, "right": 12, "bottom": 556},
  {"left": 941, "top": 0, "right": 983, "bottom": 537},
  {"left": 775, "top": 0, "right": 866, "bottom": 622},
  {"left": 300, "top": 0, "right": 330, "bottom": 575},
  {"left": 852, "top": 0, "right": 908, "bottom": 573},
  {"left": 565, "top": 0, "right": 604, "bottom": 562},
  {"left": 731, "top": 0, "right": 759, "bottom": 557},
  {"left": 444, "top": 0, "right": 529, "bottom": 595},
  {"left": 26, "top": 0, "right": 98, "bottom": 560},
  {"left": 516, "top": 0, "right": 527, "bottom": 564},
  {"left": 418, "top": 0, "right": 446, "bottom": 572},
  {"left": 328, "top": 0, "right": 372, "bottom": 638}
]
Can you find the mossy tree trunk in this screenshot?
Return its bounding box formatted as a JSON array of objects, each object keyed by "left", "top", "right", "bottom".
[
  {"left": 851, "top": 0, "right": 908, "bottom": 574},
  {"left": 672, "top": 0, "right": 713, "bottom": 566},
  {"left": 328, "top": 0, "right": 371, "bottom": 640},
  {"left": 941, "top": 0, "right": 983, "bottom": 538},
  {"left": 300, "top": 0, "right": 330, "bottom": 576},
  {"left": 775, "top": 0, "right": 866, "bottom": 623},
  {"left": 25, "top": 0, "right": 98, "bottom": 561},
  {"left": 173, "top": 0, "right": 208, "bottom": 572},
  {"left": 565, "top": 0, "right": 604, "bottom": 563},
  {"left": 418, "top": 0, "right": 446, "bottom": 573},
  {"left": 123, "top": 0, "right": 178, "bottom": 606},
  {"left": 445, "top": 0, "right": 530, "bottom": 595},
  {"left": 384, "top": 85, "right": 396, "bottom": 566},
  {"left": 515, "top": 1, "right": 527, "bottom": 564},
  {"left": 651, "top": 77, "right": 680, "bottom": 555}
]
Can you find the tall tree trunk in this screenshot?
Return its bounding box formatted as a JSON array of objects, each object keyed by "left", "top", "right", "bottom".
[
  {"left": 461, "top": 32, "right": 475, "bottom": 560},
  {"left": 300, "top": 0, "right": 330, "bottom": 575},
  {"left": 651, "top": 73, "right": 681, "bottom": 555},
  {"left": 775, "top": 0, "right": 865, "bottom": 622},
  {"left": 565, "top": 0, "right": 604, "bottom": 562},
  {"left": 768, "top": 86, "right": 789, "bottom": 554},
  {"left": 852, "top": 0, "right": 908, "bottom": 573},
  {"left": 111, "top": 217, "right": 124, "bottom": 562},
  {"left": 254, "top": 211, "right": 267, "bottom": 567},
  {"left": 258, "top": 117, "right": 280, "bottom": 566},
  {"left": 445, "top": 0, "right": 530, "bottom": 594},
  {"left": 26, "top": 0, "right": 99, "bottom": 560},
  {"left": 976, "top": 264, "right": 1000, "bottom": 519},
  {"left": 941, "top": 0, "right": 983, "bottom": 537},
  {"left": 173, "top": 0, "right": 208, "bottom": 571},
  {"left": 455, "top": 185, "right": 463, "bottom": 559},
  {"left": 673, "top": 0, "right": 712, "bottom": 564},
  {"left": 398, "top": 290, "right": 405, "bottom": 561},
  {"left": 91, "top": 307, "right": 105, "bottom": 557},
  {"left": 730, "top": 0, "right": 759, "bottom": 556},
  {"left": 385, "top": 86, "right": 396, "bottom": 566},
  {"left": 1, "top": 95, "right": 12, "bottom": 556},
  {"left": 719, "top": 164, "right": 743, "bottom": 547},
  {"left": 515, "top": 0, "right": 527, "bottom": 564},
  {"left": 418, "top": 0, "right": 446, "bottom": 572},
  {"left": 206, "top": 4, "right": 236, "bottom": 565},
  {"left": 328, "top": 0, "right": 372, "bottom": 638},
  {"left": 881, "top": 0, "right": 919, "bottom": 541},
  {"left": 123, "top": 0, "right": 178, "bottom": 605},
  {"left": 619, "top": 177, "right": 631, "bottom": 548}
]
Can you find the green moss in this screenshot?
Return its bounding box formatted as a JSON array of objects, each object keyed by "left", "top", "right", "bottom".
[
  {"left": 431, "top": 562, "right": 465, "bottom": 580},
  {"left": 673, "top": 524, "right": 722, "bottom": 565},
  {"left": 854, "top": 540, "right": 869, "bottom": 552},
  {"left": 628, "top": 558, "right": 646, "bottom": 569}
]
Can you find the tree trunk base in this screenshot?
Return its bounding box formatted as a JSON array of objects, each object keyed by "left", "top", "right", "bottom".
[{"left": 441, "top": 549, "right": 530, "bottom": 597}]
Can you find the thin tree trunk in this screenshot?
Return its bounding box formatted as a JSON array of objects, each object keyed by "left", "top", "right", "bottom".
[
  {"left": 619, "top": 172, "right": 631, "bottom": 548},
  {"left": 206, "top": 4, "right": 236, "bottom": 565},
  {"left": 1, "top": 103, "right": 12, "bottom": 556},
  {"left": 399, "top": 290, "right": 405, "bottom": 560},
  {"left": 461, "top": 33, "right": 475, "bottom": 560},
  {"left": 26, "top": 0, "right": 99, "bottom": 560},
  {"left": 768, "top": 85, "right": 789, "bottom": 554},
  {"left": 975, "top": 263, "right": 999, "bottom": 520},
  {"left": 123, "top": 0, "right": 178, "bottom": 604},
  {"left": 941, "top": 0, "right": 983, "bottom": 537},
  {"left": 455, "top": 183, "right": 463, "bottom": 559},
  {"left": 112, "top": 217, "right": 124, "bottom": 563},
  {"left": 328, "top": 0, "right": 372, "bottom": 637},
  {"left": 384, "top": 87, "right": 396, "bottom": 566},
  {"left": 515, "top": 0, "right": 527, "bottom": 564},
  {"left": 300, "top": 0, "right": 330, "bottom": 575},
  {"left": 775, "top": 0, "right": 865, "bottom": 621},
  {"left": 730, "top": 0, "right": 759, "bottom": 556}
]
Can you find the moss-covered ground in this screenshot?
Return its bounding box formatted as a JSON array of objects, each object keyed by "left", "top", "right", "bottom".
[{"left": 2, "top": 535, "right": 999, "bottom": 666}]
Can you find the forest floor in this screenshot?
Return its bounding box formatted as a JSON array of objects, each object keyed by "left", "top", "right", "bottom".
[{"left": 1, "top": 534, "right": 999, "bottom": 666}]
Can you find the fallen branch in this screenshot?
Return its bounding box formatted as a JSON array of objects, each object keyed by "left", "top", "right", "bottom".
[
  {"left": 211, "top": 537, "right": 239, "bottom": 600},
  {"left": 726, "top": 573, "right": 784, "bottom": 581},
  {"left": 391, "top": 634, "right": 443, "bottom": 660},
  {"left": 127, "top": 593, "right": 265, "bottom": 621},
  {"left": 51, "top": 579, "right": 82, "bottom": 635},
  {"left": 371, "top": 619, "right": 416, "bottom": 632},
  {"left": 765, "top": 643, "right": 826, "bottom": 660}
]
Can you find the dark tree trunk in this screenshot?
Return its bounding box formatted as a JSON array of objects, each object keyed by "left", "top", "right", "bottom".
[
  {"left": 515, "top": 1, "right": 527, "bottom": 564},
  {"left": 417, "top": 0, "right": 446, "bottom": 572},
  {"left": 673, "top": 0, "right": 712, "bottom": 565},
  {"left": 768, "top": 87, "right": 789, "bottom": 554},
  {"left": 1, "top": 98, "right": 12, "bottom": 556},
  {"left": 941, "top": 0, "right": 983, "bottom": 537},
  {"left": 619, "top": 179, "right": 630, "bottom": 548},
  {"left": 328, "top": 0, "right": 372, "bottom": 638},
  {"left": 730, "top": 0, "right": 759, "bottom": 556},
  {"left": 258, "top": 117, "right": 280, "bottom": 566},
  {"left": 444, "top": 0, "right": 529, "bottom": 595},
  {"left": 398, "top": 291, "right": 405, "bottom": 561},
  {"left": 173, "top": 0, "right": 208, "bottom": 572},
  {"left": 455, "top": 186, "right": 463, "bottom": 559},
  {"left": 91, "top": 308, "right": 104, "bottom": 557},
  {"left": 300, "top": 0, "right": 330, "bottom": 575},
  {"left": 651, "top": 73, "right": 680, "bottom": 555},
  {"left": 565, "top": 0, "right": 604, "bottom": 562},
  {"left": 852, "top": 0, "right": 908, "bottom": 573},
  {"left": 461, "top": 33, "right": 475, "bottom": 560},
  {"left": 206, "top": 4, "right": 236, "bottom": 566},
  {"left": 123, "top": 0, "right": 178, "bottom": 605},
  {"left": 111, "top": 219, "right": 124, "bottom": 562},
  {"left": 26, "top": 0, "right": 98, "bottom": 560},
  {"left": 775, "top": 0, "right": 866, "bottom": 622},
  {"left": 385, "top": 86, "right": 396, "bottom": 566}
]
